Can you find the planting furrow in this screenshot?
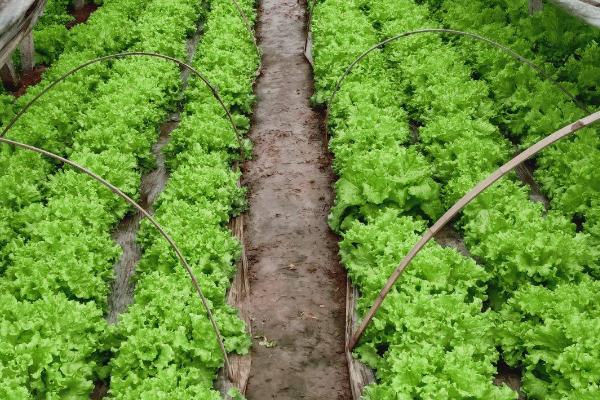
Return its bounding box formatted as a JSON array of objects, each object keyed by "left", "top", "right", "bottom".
[
  {"left": 105, "top": 5, "right": 206, "bottom": 327},
  {"left": 243, "top": 0, "right": 352, "bottom": 397}
]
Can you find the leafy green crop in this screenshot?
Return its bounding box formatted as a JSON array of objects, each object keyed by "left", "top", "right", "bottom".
[
  {"left": 0, "top": 293, "right": 107, "bottom": 399},
  {"left": 0, "top": 0, "right": 221, "bottom": 397},
  {"left": 107, "top": 0, "right": 259, "bottom": 397},
  {"left": 313, "top": 0, "right": 600, "bottom": 397},
  {"left": 341, "top": 211, "right": 514, "bottom": 399},
  {"left": 499, "top": 279, "right": 600, "bottom": 399},
  {"left": 313, "top": 0, "right": 517, "bottom": 397},
  {"left": 423, "top": 0, "right": 600, "bottom": 262},
  {"left": 33, "top": 0, "right": 75, "bottom": 65}
]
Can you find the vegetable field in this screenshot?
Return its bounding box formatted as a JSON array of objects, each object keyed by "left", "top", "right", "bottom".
[
  {"left": 0, "top": 0, "right": 599, "bottom": 399},
  {"left": 312, "top": 0, "right": 600, "bottom": 398},
  {"left": 1, "top": 0, "right": 258, "bottom": 398}
]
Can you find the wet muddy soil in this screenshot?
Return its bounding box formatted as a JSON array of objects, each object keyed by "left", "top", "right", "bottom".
[
  {"left": 11, "top": 64, "right": 46, "bottom": 97},
  {"left": 243, "top": 0, "right": 351, "bottom": 399},
  {"left": 66, "top": 2, "right": 98, "bottom": 29}
]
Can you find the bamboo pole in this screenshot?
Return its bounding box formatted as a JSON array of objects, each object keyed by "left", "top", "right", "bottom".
[
  {"left": 19, "top": 31, "right": 35, "bottom": 72},
  {"left": 347, "top": 110, "right": 600, "bottom": 350}
]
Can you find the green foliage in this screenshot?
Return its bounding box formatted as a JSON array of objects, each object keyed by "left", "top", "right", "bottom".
[
  {"left": 341, "top": 210, "right": 514, "bottom": 399},
  {"left": 311, "top": 0, "right": 379, "bottom": 104},
  {"left": 33, "top": 0, "right": 73, "bottom": 65},
  {"left": 427, "top": 0, "right": 600, "bottom": 250},
  {"left": 109, "top": 272, "right": 249, "bottom": 399},
  {"left": 313, "top": 0, "right": 515, "bottom": 397},
  {"left": 314, "top": 0, "right": 600, "bottom": 397},
  {"left": 110, "top": 365, "right": 222, "bottom": 400},
  {"left": 499, "top": 280, "right": 600, "bottom": 399},
  {"left": 0, "top": 293, "right": 107, "bottom": 399},
  {"left": 329, "top": 145, "right": 442, "bottom": 232},
  {"left": 462, "top": 181, "right": 593, "bottom": 307},
  {"left": 0, "top": 0, "right": 225, "bottom": 398},
  {"left": 107, "top": 0, "right": 259, "bottom": 397}
]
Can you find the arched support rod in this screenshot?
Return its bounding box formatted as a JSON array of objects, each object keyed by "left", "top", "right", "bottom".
[
  {"left": 348, "top": 110, "right": 600, "bottom": 351},
  {"left": 0, "top": 136, "right": 235, "bottom": 381},
  {"left": 0, "top": 51, "right": 245, "bottom": 161},
  {"left": 328, "top": 29, "right": 590, "bottom": 114}
]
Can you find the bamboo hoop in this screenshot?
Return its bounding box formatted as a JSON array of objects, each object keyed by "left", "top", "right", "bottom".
[
  {"left": 328, "top": 28, "right": 589, "bottom": 114},
  {"left": 0, "top": 52, "right": 244, "bottom": 380},
  {"left": 347, "top": 110, "right": 600, "bottom": 350},
  {"left": 0, "top": 52, "right": 246, "bottom": 162},
  {"left": 0, "top": 135, "right": 235, "bottom": 380}
]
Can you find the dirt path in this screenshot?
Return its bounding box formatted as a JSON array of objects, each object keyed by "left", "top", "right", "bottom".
[{"left": 243, "top": 1, "right": 351, "bottom": 399}]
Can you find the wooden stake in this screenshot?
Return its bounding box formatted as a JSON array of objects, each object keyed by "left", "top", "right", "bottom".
[
  {"left": 529, "top": 0, "right": 544, "bottom": 14},
  {"left": 0, "top": 60, "right": 19, "bottom": 90},
  {"left": 19, "top": 32, "right": 35, "bottom": 72},
  {"left": 73, "top": 0, "right": 85, "bottom": 11}
]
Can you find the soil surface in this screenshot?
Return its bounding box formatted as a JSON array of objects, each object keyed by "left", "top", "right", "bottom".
[
  {"left": 66, "top": 3, "right": 98, "bottom": 29},
  {"left": 244, "top": 1, "right": 351, "bottom": 399},
  {"left": 11, "top": 65, "right": 46, "bottom": 97}
]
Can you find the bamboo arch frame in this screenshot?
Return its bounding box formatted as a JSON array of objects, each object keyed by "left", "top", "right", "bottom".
[
  {"left": 0, "top": 52, "right": 245, "bottom": 160},
  {"left": 325, "top": 29, "right": 597, "bottom": 350},
  {"left": 0, "top": 51, "right": 247, "bottom": 380},
  {"left": 348, "top": 111, "right": 600, "bottom": 349},
  {"left": 328, "top": 28, "right": 590, "bottom": 112}
]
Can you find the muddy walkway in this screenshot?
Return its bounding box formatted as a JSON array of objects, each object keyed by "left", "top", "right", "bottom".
[{"left": 243, "top": 1, "right": 351, "bottom": 399}]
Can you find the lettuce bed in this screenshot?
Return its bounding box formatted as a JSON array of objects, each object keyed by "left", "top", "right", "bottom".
[
  {"left": 0, "top": 0, "right": 258, "bottom": 397},
  {"left": 312, "top": 0, "right": 600, "bottom": 398}
]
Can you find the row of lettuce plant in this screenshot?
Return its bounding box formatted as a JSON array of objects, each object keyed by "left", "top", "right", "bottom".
[
  {"left": 363, "top": 0, "right": 600, "bottom": 398},
  {"left": 421, "top": 0, "right": 600, "bottom": 255},
  {"left": 312, "top": 1, "right": 516, "bottom": 398},
  {"left": 0, "top": 0, "right": 203, "bottom": 397},
  {"left": 0, "top": 0, "right": 160, "bottom": 267},
  {"left": 106, "top": 0, "right": 260, "bottom": 397}
]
